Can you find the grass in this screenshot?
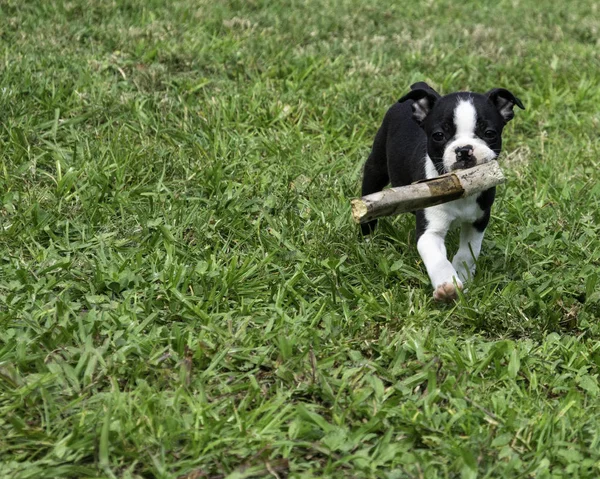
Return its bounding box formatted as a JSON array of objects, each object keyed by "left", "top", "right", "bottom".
[{"left": 1, "top": 0, "right": 600, "bottom": 477}]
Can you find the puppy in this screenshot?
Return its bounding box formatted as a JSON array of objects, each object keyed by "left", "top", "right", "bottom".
[{"left": 361, "top": 82, "right": 524, "bottom": 301}]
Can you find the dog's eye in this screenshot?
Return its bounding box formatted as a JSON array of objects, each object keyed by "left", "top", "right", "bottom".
[
  {"left": 484, "top": 129, "right": 497, "bottom": 139},
  {"left": 432, "top": 132, "right": 445, "bottom": 142}
]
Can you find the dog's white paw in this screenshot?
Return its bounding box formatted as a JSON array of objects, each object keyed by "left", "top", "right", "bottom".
[
  {"left": 452, "top": 258, "right": 476, "bottom": 283},
  {"left": 454, "top": 267, "right": 474, "bottom": 284},
  {"left": 433, "top": 281, "right": 463, "bottom": 302}
]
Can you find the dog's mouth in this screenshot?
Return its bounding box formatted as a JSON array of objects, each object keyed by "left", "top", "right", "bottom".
[
  {"left": 449, "top": 159, "right": 478, "bottom": 171},
  {"left": 449, "top": 155, "right": 496, "bottom": 171}
]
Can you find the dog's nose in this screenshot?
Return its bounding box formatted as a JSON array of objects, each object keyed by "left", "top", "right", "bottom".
[{"left": 455, "top": 145, "right": 474, "bottom": 159}]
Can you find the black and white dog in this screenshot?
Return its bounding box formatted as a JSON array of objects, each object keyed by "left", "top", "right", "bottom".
[{"left": 361, "top": 82, "right": 524, "bottom": 301}]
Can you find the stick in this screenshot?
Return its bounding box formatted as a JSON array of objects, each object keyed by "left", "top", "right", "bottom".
[{"left": 351, "top": 161, "right": 505, "bottom": 224}]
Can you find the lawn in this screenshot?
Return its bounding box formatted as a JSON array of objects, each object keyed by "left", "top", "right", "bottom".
[{"left": 1, "top": 0, "right": 600, "bottom": 477}]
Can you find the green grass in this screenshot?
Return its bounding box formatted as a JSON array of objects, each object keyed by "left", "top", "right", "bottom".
[{"left": 1, "top": 0, "right": 600, "bottom": 477}]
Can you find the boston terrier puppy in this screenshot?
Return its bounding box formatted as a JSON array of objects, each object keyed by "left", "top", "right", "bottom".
[{"left": 361, "top": 82, "right": 524, "bottom": 301}]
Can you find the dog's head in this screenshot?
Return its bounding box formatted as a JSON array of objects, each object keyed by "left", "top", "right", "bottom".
[{"left": 399, "top": 82, "right": 524, "bottom": 174}]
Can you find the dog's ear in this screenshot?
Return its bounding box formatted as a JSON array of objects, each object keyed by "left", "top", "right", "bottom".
[
  {"left": 398, "top": 88, "right": 439, "bottom": 124},
  {"left": 486, "top": 88, "right": 525, "bottom": 123},
  {"left": 410, "top": 82, "right": 442, "bottom": 98}
]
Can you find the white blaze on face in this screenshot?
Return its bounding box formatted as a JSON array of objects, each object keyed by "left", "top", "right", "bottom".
[
  {"left": 442, "top": 99, "right": 497, "bottom": 172},
  {"left": 454, "top": 100, "right": 477, "bottom": 137}
]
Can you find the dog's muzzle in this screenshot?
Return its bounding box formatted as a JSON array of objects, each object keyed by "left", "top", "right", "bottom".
[{"left": 451, "top": 145, "right": 476, "bottom": 170}]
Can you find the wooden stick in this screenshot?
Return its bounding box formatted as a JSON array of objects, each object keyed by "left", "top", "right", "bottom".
[{"left": 351, "top": 161, "right": 505, "bottom": 224}]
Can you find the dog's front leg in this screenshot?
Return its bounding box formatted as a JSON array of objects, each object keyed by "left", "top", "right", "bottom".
[
  {"left": 416, "top": 214, "right": 462, "bottom": 302},
  {"left": 452, "top": 222, "right": 485, "bottom": 283}
]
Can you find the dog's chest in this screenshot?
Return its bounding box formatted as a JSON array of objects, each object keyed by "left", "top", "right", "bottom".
[
  {"left": 425, "top": 195, "right": 484, "bottom": 230},
  {"left": 446, "top": 196, "right": 484, "bottom": 224}
]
